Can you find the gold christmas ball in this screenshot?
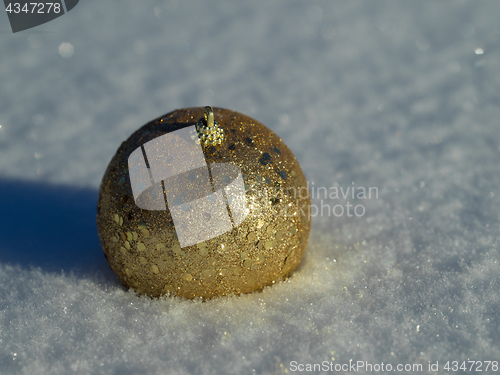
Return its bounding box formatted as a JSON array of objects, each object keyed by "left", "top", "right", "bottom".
[{"left": 96, "top": 107, "right": 310, "bottom": 299}]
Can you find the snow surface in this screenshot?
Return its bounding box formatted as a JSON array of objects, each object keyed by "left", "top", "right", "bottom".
[{"left": 1, "top": 0, "right": 500, "bottom": 374}]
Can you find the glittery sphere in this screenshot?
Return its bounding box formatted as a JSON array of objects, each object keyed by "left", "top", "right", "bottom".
[{"left": 97, "top": 107, "right": 310, "bottom": 299}]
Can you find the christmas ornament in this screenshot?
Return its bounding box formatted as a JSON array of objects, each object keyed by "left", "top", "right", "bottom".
[{"left": 97, "top": 107, "right": 310, "bottom": 299}]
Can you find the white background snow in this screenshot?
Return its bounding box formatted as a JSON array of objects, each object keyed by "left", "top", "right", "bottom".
[{"left": 1, "top": 0, "right": 500, "bottom": 374}]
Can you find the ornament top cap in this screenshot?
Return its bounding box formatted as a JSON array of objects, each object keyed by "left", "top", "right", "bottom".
[{"left": 196, "top": 106, "right": 225, "bottom": 146}]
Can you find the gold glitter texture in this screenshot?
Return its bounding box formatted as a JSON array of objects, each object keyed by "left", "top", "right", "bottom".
[{"left": 96, "top": 107, "right": 310, "bottom": 299}]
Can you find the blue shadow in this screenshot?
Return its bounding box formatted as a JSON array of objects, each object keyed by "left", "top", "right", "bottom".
[{"left": 0, "top": 178, "right": 116, "bottom": 280}]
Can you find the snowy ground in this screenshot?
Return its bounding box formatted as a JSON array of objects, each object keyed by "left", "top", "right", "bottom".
[{"left": 1, "top": 1, "right": 500, "bottom": 374}]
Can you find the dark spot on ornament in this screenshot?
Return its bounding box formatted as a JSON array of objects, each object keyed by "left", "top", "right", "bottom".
[
  {"left": 230, "top": 128, "right": 236, "bottom": 134},
  {"left": 127, "top": 212, "right": 133, "bottom": 221},
  {"left": 259, "top": 153, "right": 272, "bottom": 166},
  {"left": 228, "top": 143, "right": 235, "bottom": 151},
  {"left": 279, "top": 171, "right": 287, "bottom": 180},
  {"left": 274, "top": 147, "right": 281, "bottom": 155},
  {"left": 244, "top": 137, "right": 253, "bottom": 146},
  {"left": 203, "top": 212, "right": 211, "bottom": 221},
  {"left": 265, "top": 177, "right": 272, "bottom": 185},
  {"left": 271, "top": 197, "right": 280, "bottom": 205},
  {"left": 205, "top": 146, "right": 216, "bottom": 155}
]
